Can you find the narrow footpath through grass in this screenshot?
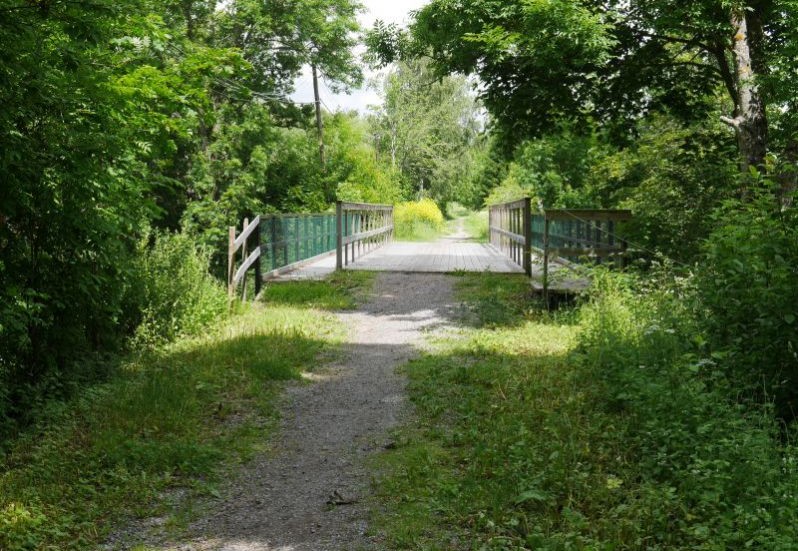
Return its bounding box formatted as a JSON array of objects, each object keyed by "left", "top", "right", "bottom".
[{"left": 0, "top": 272, "right": 372, "bottom": 550}]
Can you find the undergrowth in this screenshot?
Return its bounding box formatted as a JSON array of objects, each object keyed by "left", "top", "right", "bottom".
[
  {"left": 461, "top": 210, "right": 489, "bottom": 242},
  {"left": 0, "top": 273, "right": 372, "bottom": 550},
  {"left": 373, "top": 272, "right": 798, "bottom": 549}
]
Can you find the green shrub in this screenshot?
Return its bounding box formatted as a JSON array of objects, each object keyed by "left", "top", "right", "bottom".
[
  {"left": 131, "top": 231, "right": 227, "bottom": 346},
  {"left": 694, "top": 186, "right": 798, "bottom": 419},
  {"left": 394, "top": 199, "right": 445, "bottom": 240},
  {"left": 577, "top": 271, "right": 798, "bottom": 548}
]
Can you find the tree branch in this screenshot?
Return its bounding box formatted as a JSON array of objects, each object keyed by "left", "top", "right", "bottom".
[
  {"left": 710, "top": 41, "right": 739, "bottom": 110},
  {"left": 720, "top": 115, "right": 741, "bottom": 128}
]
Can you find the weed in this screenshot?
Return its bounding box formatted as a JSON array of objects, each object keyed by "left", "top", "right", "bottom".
[
  {"left": 261, "top": 270, "right": 374, "bottom": 310},
  {"left": 373, "top": 271, "right": 798, "bottom": 549},
  {"left": 0, "top": 276, "right": 359, "bottom": 550},
  {"left": 394, "top": 199, "right": 446, "bottom": 241}
]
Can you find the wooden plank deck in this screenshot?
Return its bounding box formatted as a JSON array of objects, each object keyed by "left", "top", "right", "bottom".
[
  {"left": 270, "top": 236, "right": 524, "bottom": 281},
  {"left": 267, "top": 232, "right": 590, "bottom": 294}
]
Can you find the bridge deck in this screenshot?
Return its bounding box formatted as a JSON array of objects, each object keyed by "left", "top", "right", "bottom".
[{"left": 270, "top": 236, "right": 524, "bottom": 281}]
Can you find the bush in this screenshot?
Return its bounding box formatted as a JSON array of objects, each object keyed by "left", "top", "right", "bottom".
[
  {"left": 131, "top": 231, "right": 228, "bottom": 346},
  {"left": 694, "top": 185, "right": 798, "bottom": 419},
  {"left": 394, "top": 199, "right": 445, "bottom": 240},
  {"left": 576, "top": 271, "right": 798, "bottom": 548}
]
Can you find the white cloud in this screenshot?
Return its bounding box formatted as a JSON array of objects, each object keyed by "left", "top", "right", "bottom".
[{"left": 290, "top": 0, "right": 429, "bottom": 113}]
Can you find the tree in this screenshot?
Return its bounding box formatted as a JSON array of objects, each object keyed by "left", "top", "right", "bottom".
[
  {"left": 0, "top": 0, "right": 159, "bottom": 427},
  {"left": 369, "top": 59, "right": 483, "bottom": 204},
  {"left": 393, "top": 0, "right": 797, "bottom": 185}
]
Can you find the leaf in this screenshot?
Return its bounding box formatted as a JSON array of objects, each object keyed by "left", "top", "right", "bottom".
[{"left": 514, "top": 488, "right": 550, "bottom": 505}]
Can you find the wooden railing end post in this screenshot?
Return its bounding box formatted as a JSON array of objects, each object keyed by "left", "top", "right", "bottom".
[{"left": 335, "top": 201, "right": 343, "bottom": 270}]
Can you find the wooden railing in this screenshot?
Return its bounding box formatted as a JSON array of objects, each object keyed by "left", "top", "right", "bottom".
[
  {"left": 228, "top": 216, "right": 262, "bottom": 300},
  {"left": 227, "top": 202, "right": 394, "bottom": 298},
  {"left": 488, "top": 198, "right": 632, "bottom": 301},
  {"left": 489, "top": 198, "right": 532, "bottom": 276},
  {"left": 530, "top": 209, "right": 632, "bottom": 264},
  {"left": 532, "top": 208, "right": 632, "bottom": 301},
  {"left": 336, "top": 201, "right": 394, "bottom": 269}
]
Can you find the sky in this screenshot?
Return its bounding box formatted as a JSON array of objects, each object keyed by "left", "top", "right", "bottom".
[{"left": 289, "top": 0, "right": 429, "bottom": 113}]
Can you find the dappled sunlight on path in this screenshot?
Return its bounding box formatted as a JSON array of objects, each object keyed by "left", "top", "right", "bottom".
[{"left": 138, "top": 273, "right": 461, "bottom": 551}]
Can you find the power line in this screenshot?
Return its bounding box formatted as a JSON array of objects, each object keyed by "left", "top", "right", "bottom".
[{"left": 161, "top": 42, "right": 316, "bottom": 106}]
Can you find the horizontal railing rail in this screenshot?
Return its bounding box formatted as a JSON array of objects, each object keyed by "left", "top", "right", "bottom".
[
  {"left": 488, "top": 198, "right": 532, "bottom": 276},
  {"left": 530, "top": 209, "right": 632, "bottom": 263},
  {"left": 336, "top": 201, "right": 394, "bottom": 269},
  {"left": 488, "top": 199, "right": 632, "bottom": 303}
]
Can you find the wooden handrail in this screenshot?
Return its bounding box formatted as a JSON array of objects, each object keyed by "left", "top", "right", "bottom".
[
  {"left": 228, "top": 216, "right": 263, "bottom": 301},
  {"left": 488, "top": 198, "right": 532, "bottom": 276},
  {"left": 488, "top": 198, "right": 632, "bottom": 305},
  {"left": 232, "top": 216, "right": 260, "bottom": 252},
  {"left": 336, "top": 201, "right": 394, "bottom": 269}
]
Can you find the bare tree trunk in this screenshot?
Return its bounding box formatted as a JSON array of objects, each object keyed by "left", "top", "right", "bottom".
[{"left": 721, "top": 10, "right": 768, "bottom": 184}]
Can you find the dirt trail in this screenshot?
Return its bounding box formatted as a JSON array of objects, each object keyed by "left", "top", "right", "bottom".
[{"left": 151, "top": 272, "right": 460, "bottom": 551}]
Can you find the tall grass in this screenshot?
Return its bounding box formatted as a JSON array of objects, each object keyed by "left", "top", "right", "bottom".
[
  {"left": 0, "top": 274, "right": 371, "bottom": 550},
  {"left": 130, "top": 231, "right": 228, "bottom": 347},
  {"left": 373, "top": 271, "right": 798, "bottom": 549}
]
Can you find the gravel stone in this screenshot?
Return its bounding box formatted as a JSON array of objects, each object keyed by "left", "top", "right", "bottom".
[{"left": 111, "top": 272, "right": 459, "bottom": 551}]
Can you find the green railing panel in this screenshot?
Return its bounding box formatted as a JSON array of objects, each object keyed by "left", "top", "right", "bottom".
[
  {"left": 260, "top": 213, "right": 338, "bottom": 273},
  {"left": 530, "top": 214, "right": 625, "bottom": 264}
]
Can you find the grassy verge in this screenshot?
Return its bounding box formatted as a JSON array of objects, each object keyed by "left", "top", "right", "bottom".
[
  {"left": 0, "top": 271, "right": 372, "bottom": 550},
  {"left": 372, "top": 272, "right": 798, "bottom": 549},
  {"left": 395, "top": 221, "right": 445, "bottom": 242},
  {"left": 457, "top": 210, "right": 489, "bottom": 242}
]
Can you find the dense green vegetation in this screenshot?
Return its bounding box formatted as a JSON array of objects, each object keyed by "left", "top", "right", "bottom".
[
  {"left": 366, "top": 0, "right": 798, "bottom": 417},
  {"left": 2, "top": 0, "right": 798, "bottom": 548},
  {"left": 0, "top": 0, "right": 481, "bottom": 441},
  {"left": 374, "top": 273, "right": 798, "bottom": 549},
  {"left": 361, "top": 1, "right": 798, "bottom": 547},
  {"left": 0, "top": 272, "right": 371, "bottom": 550}
]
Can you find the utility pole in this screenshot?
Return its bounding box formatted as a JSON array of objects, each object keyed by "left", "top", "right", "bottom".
[{"left": 312, "top": 64, "right": 325, "bottom": 168}]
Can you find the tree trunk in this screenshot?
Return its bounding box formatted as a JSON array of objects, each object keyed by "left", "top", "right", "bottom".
[
  {"left": 721, "top": 10, "right": 768, "bottom": 183},
  {"left": 312, "top": 64, "right": 325, "bottom": 168}
]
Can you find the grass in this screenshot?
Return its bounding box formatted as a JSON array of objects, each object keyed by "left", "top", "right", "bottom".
[
  {"left": 371, "top": 274, "right": 585, "bottom": 548},
  {"left": 394, "top": 220, "right": 445, "bottom": 242},
  {"left": 260, "top": 270, "right": 374, "bottom": 310},
  {"left": 371, "top": 272, "right": 798, "bottom": 549},
  {"left": 460, "top": 210, "right": 489, "bottom": 242},
  {"left": 0, "top": 272, "right": 373, "bottom": 550}
]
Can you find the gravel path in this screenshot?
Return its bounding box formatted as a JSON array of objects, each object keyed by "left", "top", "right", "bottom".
[{"left": 156, "top": 272, "right": 460, "bottom": 551}]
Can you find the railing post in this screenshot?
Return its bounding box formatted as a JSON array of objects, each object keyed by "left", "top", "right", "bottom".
[
  {"left": 543, "top": 216, "right": 550, "bottom": 307},
  {"left": 336, "top": 201, "right": 343, "bottom": 270},
  {"left": 241, "top": 218, "right": 249, "bottom": 301},
  {"left": 523, "top": 197, "right": 532, "bottom": 277},
  {"left": 254, "top": 220, "right": 262, "bottom": 297},
  {"left": 227, "top": 225, "right": 236, "bottom": 300}
]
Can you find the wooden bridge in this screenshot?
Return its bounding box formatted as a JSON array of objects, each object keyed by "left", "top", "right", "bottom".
[{"left": 227, "top": 200, "right": 631, "bottom": 299}]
